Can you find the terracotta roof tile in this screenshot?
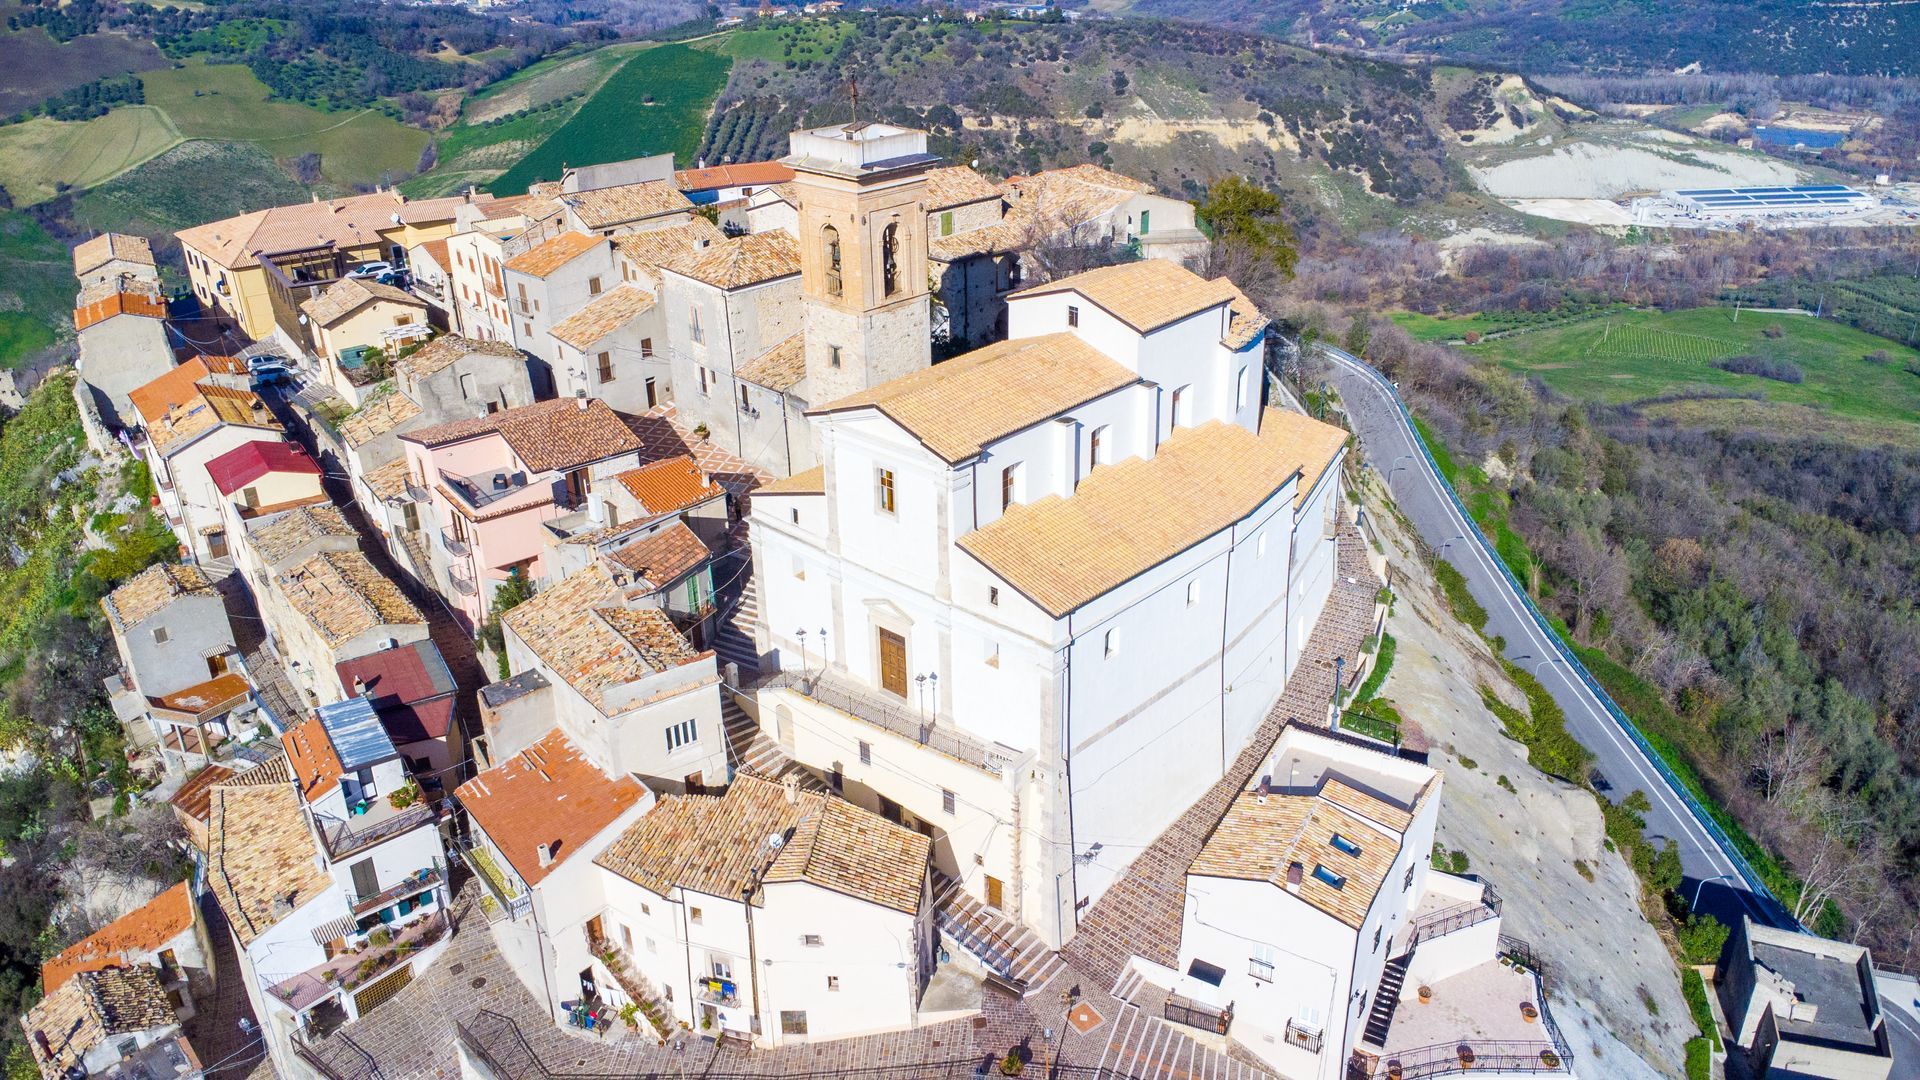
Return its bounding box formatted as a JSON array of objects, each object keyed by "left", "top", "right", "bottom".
[
  {"left": 456, "top": 728, "right": 647, "bottom": 886},
  {"left": 207, "top": 781, "right": 332, "bottom": 946},
  {"left": 102, "top": 563, "right": 217, "bottom": 631},
  {"left": 402, "top": 397, "right": 642, "bottom": 473},
  {"left": 503, "top": 231, "right": 605, "bottom": 278},
  {"left": 549, "top": 284, "right": 655, "bottom": 350},
  {"left": 675, "top": 161, "right": 795, "bottom": 191},
  {"left": 277, "top": 550, "right": 425, "bottom": 648},
  {"left": 149, "top": 673, "right": 251, "bottom": 721},
  {"left": 281, "top": 714, "right": 344, "bottom": 805},
  {"left": 298, "top": 277, "right": 425, "bottom": 327},
  {"left": 957, "top": 409, "right": 1348, "bottom": 617},
  {"left": 666, "top": 230, "right": 798, "bottom": 290},
  {"left": 168, "top": 765, "right": 234, "bottom": 834},
  {"left": 41, "top": 882, "right": 196, "bottom": 992},
  {"left": 734, "top": 333, "right": 805, "bottom": 392},
  {"left": 606, "top": 521, "right": 709, "bottom": 589},
  {"left": 24, "top": 967, "right": 178, "bottom": 1077},
  {"left": 73, "top": 232, "right": 155, "bottom": 276},
  {"left": 244, "top": 504, "right": 355, "bottom": 564},
  {"left": 338, "top": 391, "right": 423, "bottom": 448},
  {"left": 564, "top": 181, "right": 693, "bottom": 229},
  {"left": 1011, "top": 259, "right": 1238, "bottom": 335},
  {"left": 74, "top": 287, "right": 168, "bottom": 331},
  {"left": 1002, "top": 163, "right": 1149, "bottom": 228},
  {"left": 755, "top": 464, "right": 823, "bottom": 496},
  {"left": 395, "top": 334, "right": 524, "bottom": 381},
  {"left": 928, "top": 220, "right": 1022, "bottom": 261},
  {"left": 811, "top": 333, "right": 1136, "bottom": 464},
  {"left": 502, "top": 564, "right": 703, "bottom": 713},
  {"left": 362, "top": 459, "right": 412, "bottom": 502},
  {"left": 924, "top": 165, "right": 1002, "bottom": 210},
  {"left": 175, "top": 190, "right": 479, "bottom": 271},
  {"left": 612, "top": 218, "right": 725, "bottom": 275},
  {"left": 130, "top": 356, "right": 280, "bottom": 452},
  {"left": 614, "top": 455, "right": 723, "bottom": 515}
]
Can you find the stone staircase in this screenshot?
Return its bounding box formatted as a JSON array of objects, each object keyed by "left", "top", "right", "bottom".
[
  {"left": 1360, "top": 953, "right": 1411, "bottom": 1048},
  {"left": 712, "top": 549, "right": 762, "bottom": 677},
  {"left": 720, "top": 694, "right": 822, "bottom": 791},
  {"left": 932, "top": 870, "right": 1063, "bottom": 995}
]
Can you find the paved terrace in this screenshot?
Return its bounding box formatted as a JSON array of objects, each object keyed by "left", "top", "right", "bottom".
[{"left": 291, "top": 524, "right": 1384, "bottom": 1080}]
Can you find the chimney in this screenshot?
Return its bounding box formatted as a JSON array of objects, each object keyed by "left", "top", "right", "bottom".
[
  {"left": 575, "top": 394, "right": 589, "bottom": 411},
  {"left": 782, "top": 775, "right": 800, "bottom": 805},
  {"left": 1285, "top": 862, "right": 1304, "bottom": 895},
  {"left": 352, "top": 676, "right": 367, "bottom": 698},
  {"left": 537, "top": 842, "right": 554, "bottom": 868}
]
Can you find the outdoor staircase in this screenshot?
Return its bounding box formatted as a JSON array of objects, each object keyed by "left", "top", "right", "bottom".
[
  {"left": 720, "top": 694, "right": 823, "bottom": 791},
  {"left": 712, "top": 550, "right": 762, "bottom": 676},
  {"left": 1360, "top": 954, "right": 1411, "bottom": 1048},
  {"left": 931, "top": 870, "right": 1063, "bottom": 995}
]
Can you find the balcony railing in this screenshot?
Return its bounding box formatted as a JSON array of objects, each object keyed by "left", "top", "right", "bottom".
[
  {"left": 758, "top": 669, "right": 1020, "bottom": 775},
  {"left": 1164, "top": 994, "right": 1231, "bottom": 1035},
  {"left": 403, "top": 479, "right": 431, "bottom": 502},
  {"left": 1410, "top": 879, "right": 1502, "bottom": 946},
  {"left": 462, "top": 845, "right": 531, "bottom": 921},
  {"left": 1348, "top": 1040, "right": 1566, "bottom": 1079},
  {"left": 1285, "top": 1019, "right": 1324, "bottom": 1054},
  {"left": 315, "top": 800, "right": 439, "bottom": 859},
  {"left": 441, "top": 467, "right": 540, "bottom": 512},
  {"left": 449, "top": 569, "right": 478, "bottom": 596},
  {"left": 440, "top": 528, "right": 472, "bottom": 558},
  {"left": 350, "top": 864, "right": 443, "bottom": 916}
]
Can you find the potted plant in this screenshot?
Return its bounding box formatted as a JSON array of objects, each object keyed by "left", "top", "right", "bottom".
[
  {"left": 1539, "top": 1049, "right": 1561, "bottom": 1069},
  {"left": 999, "top": 1050, "right": 1025, "bottom": 1077},
  {"left": 1520, "top": 1002, "right": 1538, "bottom": 1023},
  {"left": 1457, "top": 1045, "right": 1476, "bottom": 1069},
  {"left": 1417, "top": 985, "right": 1433, "bottom": 1005},
  {"left": 1386, "top": 1062, "right": 1404, "bottom": 1080}
]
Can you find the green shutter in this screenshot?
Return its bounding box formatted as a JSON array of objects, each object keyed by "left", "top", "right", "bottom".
[{"left": 940, "top": 211, "right": 954, "bottom": 237}]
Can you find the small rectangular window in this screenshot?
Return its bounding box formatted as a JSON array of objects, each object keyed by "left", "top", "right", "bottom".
[
  {"left": 1089, "top": 425, "right": 1108, "bottom": 466},
  {"left": 942, "top": 788, "right": 956, "bottom": 815},
  {"left": 1403, "top": 864, "right": 1416, "bottom": 891},
  {"left": 153, "top": 627, "right": 170, "bottom": 644},
  {"left": 1311, "top": 865, "right": 1346, "bottom": 890},
  {"left": 1104, "top": 628, "right": 1118, "bottom": 657},
  {"left": 1249, "top": 945, "right": 1276, "bottom": 982},
  {"left": 690, "top": 907, "right": 703, "bottom": 924},
  {"left": 1000, "top": 464, "right": 1018, "bottom": 510},
  {"left": 826, "top": 975, "right": 840, "bottom": 991},
  {"left": 1257, "top": 533, "right": 1268, "bottom": 558},
  {"left": 1186, "top": 581, "right": 1197, "bottom": 607},
  {"left": 588, "top": 276, "right": 602, "bottom": 295},
  {"left": 988, "top": 587, "right": 999, "bottom": 606},
  {"left": 876, "top": 468, "right": 896, "bottom": 514},
  {"left": 1330, "top": 833, "right": 1362, "bottom": 857},
  {"left": 689, "top": 305, "right": 704, "bottom": 343},
  {"left": 597, "top": 351, "right": 614, "bottom": 382},
  {"left": 780, "top": 1011, "right": 808, "bottom": 1035},
  {"left": 858, "top": 741, "right": 871, "bottom": 765},
  {"left": 640, "top": 337, "right": 654, "bottom": 357},
  {"left": 739, "top": 383, "right": 751, "bottom": 409},
  {"left": 940, "top": 210, "right": 954, "bottom": 236},
  {"left": 698, "top": 368, "right": 712, "bottom": 396},
  {"left": 665, "top": 718, "right": 699, "bottom": 751},
  {"left": 1067, "top": 304, "right": 1079, "bottom": 328},
  {"left": 1236, "top": 367, "right": 1250, "bottom": 410},
  {"left": 621, "top": 925, "right": 633, "bottom": 950},
  {"left": 802, "top": 934, "right": 824, "bottom": 947},
  {"left": 829, "top": 345, "right": 842, "bottom": 368},
  {"left": 1372, "top": 926, "right": 1382, "bottom": 952}
]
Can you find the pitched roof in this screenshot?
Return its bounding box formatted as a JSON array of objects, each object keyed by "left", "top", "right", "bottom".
[
  {"left": 129, "top": 356, "right": 280, "bottom": 452},
  {"left": 41, "top": 882, "right": 196, "bottom": 993},
  {"left": 243, "top": 503, "right": 355, "bottom": 564},
  {"left": 102, "top": 563, "right": 218, "bottom": 631},
  {"left": 281, "top": 714, "right": 344, "bottom": 805},
  {"left": 755, "top": 464, "right": 823, "bottom": 496},
  {"left": 596, "top": 774, "right": 929, "bottom": 913},
  {"left": 675, "top": 161, "right": 796, "bottom": 191},
  {"left": 1011, "top": 259, "right": 1239, "bottom": 336},
  {"left": 924, "top": 165, "right": 1002, "bottom": 210},
  {"left": 958, "top": 409, "right": 1348, "bottom": 617},
  {"left": 24, "top": 966, "right": 178, "bottom": 1077},
  {"left": 168, "top": 765, "right": 234, "bottom": 837},
  {"left": 207, "top": 781, "right": 332, "bottom": 945},
  {"left": 928, "top": 220, "right": 1022, "bottom": 261},
  {"left": 735, "top": 333, "right": 805, "bottom": 392},
  {"left": 564, "top": 180, "right": 693, "bottom": 229},
  {"left": 606, "top": 522, "right": 709, "bottom": 589},
  {"left": 612, "top": 218, "right": 726, "bottom": 275},
  {"left": 73, "top": 232, "right": 155, "bottom": 276},
  {"left": 665, "top": 230, "right": 799, "bottom": 290},
  {"left": 205, "top": 439, "right": 320, "bottom": 494},
  {"left": 149, "top": 673, "right": 251, "bottom": 721},
  {"left": 614, "top": 455, "right": 723, "bottom": 515},
  {"left": 1221, "top": 282, "right": 1270, "bottom": 349},
  {"left": 74, "top": 287, "right": 168, "bottom": 331},
  {"left": 1003, "top": 163, "right": 1150, "bottom": 227},
  {"left": 363, "top": 458, "right": 412, "bottom": 502},
  {"left": 456, "top": 728, "right": 647, "bottom": 886},
  {"left": 338, "top": 390, "right": 423, "bottom": 448},
  {"left": 401, "top": 397, "right": 642, "bottom": 473},
  {"left": 811, "top": 333, "right": 1136, "bottom": 464},
  {"left": 503, "top": 231, "right": 605, "bottom": 278},
  {"left": 278, "top": 550, "right": 425, "bottom": 648},
  {"left": 335, "top": 640, "right": 457, "bottom": 745},
  {"left": 395, "top": 334, "right": 524, "bottom": 381},
  {"left": 549, "top": 283, "right": 655, "bottom": 350},
  {"left": 414, "top": 237, "right": 451, "bottom": 273},
  {"left": 175, "top": 190, "right": 478, "bottom": 271},
  {"left": 502, "top": 564, "right": 703, "bottom": 714},
  {"left": 300, "top": 277, "right": 425, "bottom": 327}
]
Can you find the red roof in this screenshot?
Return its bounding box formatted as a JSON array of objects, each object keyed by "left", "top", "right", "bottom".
[
  {"left": 205, "top": 439, "right": 321, "bottom": 495},
  {"left": 456, "top": 728, "right": 646, "bottom": 886},
  {"left": 335, "top": 640, "right": 457, "bottom": 746},
  {"left": 42, "top": 881, "right": 196, "bottom": 992},
  {"left": 675, "top": 161, "right": 795, "bottom": 192},
  {"left": 74, "top": 290, "right": 168, "bottom": 331}
]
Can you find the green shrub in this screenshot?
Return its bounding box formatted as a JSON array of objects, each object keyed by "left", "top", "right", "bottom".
[
  {"left": 1684, "top": 1036, "right": 1710, "bottom": 1080},
  {"left": 1434, "top": 559, "right": 1488, "bottom": 632},
  {"left": 1681, "top": 969, "right": 1721, "bottom": 1052}
]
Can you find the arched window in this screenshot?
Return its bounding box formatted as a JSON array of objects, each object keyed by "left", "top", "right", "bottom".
[
  {"left": 822, "top": 225, "right": 843, "bottom": 297},
  {"left": 881, "top": 221, "right": 900, "bottom": 297}
]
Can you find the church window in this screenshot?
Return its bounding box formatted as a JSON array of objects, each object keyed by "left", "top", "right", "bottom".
[{"left": 822, "top": 225, "right": 843, "bottom": 297}]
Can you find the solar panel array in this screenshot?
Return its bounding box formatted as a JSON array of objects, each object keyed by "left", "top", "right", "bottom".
[{"left": 1671, "top": 185, "right": 1868, "bottom": 210}]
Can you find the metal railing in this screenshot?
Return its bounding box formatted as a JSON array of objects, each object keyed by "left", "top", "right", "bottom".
[
  {"left": 350, "top": 865, "right": 442, "bottom": 916},
  {"left": 1164, "top": 994, "right": 1232, "bottom": 1035},
  {"left": 441, "top": 468, "right": 538, "bottom": 512},
  {"left": 1349, "top": 1039, "right": 1567, "bottom": 1079},
  {"left": 1284, "top": 1019, "right": 1325, "bottom": 1053},
  {"left": 315, "top": 801, "right": 438, "bottom": 859},
  {"left": 757, "top": 670, "right": 1018, "bottom": 774},
  {"left": 1319, "top": 344, "right": 1788, "bottom": 924},
  {"left": 1410, "top": 879, "right": 1502, "bottom": 946},
  {"left": 440, "top": 528, "right": 472, "bottom": 558}
]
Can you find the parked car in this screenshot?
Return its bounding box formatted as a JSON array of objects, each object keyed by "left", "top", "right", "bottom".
[
  {"left": 249, "top": 361, "right": 295, "bottom": 386},
  {"left": 346, "top": 261, "right": 394, "bottom": 280},
  {"left": 375, "top": 269, "right": 411, "bottom": 289}
]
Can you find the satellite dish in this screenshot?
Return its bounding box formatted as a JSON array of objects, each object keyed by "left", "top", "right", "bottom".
[
  {"left": 298, "top": 314, "right": 309, "bottom": 326},
  {"left": 766, "top": 832, "right": 786, "bottom": 852},
  {"left": 391, "top": 212, "right": 402, "bottom": 224}
]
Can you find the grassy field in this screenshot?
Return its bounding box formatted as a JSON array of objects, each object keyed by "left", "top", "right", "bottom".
[
  {"left": 74, "top": 139, "right": 308, "bottom": 237},
  {"left": 0, "top": 211, "right": 79, "bottom": 367},
  {"left": 489, "top": 43, "right": 731, "bottom": 195},
  {"left": 0, "top": 106, "right": 179, "bottom": 204},
  {"left": 142, "top": 60, "right": 428, "bottom": 189},
  {"left": 706, "top": 23, "right": 854, "bottom": 64},
  {"left": 463, "top": 44, "right": 632, "bottom": 124},
  {"left": 1468, "top": 307, "right": 1920, "bottom": 444},
  {"left": 0, "top": 21, "right": 166, "bottom": 117},
  {"left": 1388, "top": 311, "right": 1527, "bottom": 342}
]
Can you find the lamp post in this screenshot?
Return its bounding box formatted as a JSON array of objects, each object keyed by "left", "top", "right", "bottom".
[
  {"left": 796, "top": 628, "right": 809, "bottom": 672},
  {"left": 1332, "top": 655, "right": 1345, "bottom": 717}
]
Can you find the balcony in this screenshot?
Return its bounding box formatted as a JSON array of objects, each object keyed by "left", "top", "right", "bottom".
[
  {"left": 462, "top": 844, "right": 530, "bottom": 921},
  {"left": 403, "top": 478, "right": 431, "bottom": 502},
  {"left": 449, "top": 569, "right": 478, "bottom": 596},
  {"left": 440, "top": 528, "right": 472, "bottom": 558},
  {"left": 1284, "top": 1019, "right": 1324, "bottom": 1054},
  {"left": 758, "top": 669, "right": 1021, "bottom": 775},
  {"left": 1410, "top": 878, "right": 1501, "bottom": 947},
  {"left": 351, "top": 865, "right": 443, "bottom": 917},
  {"left": 314, "top": 798, "right": 439, "bottom": 860},
  {"left": 441, "top": 467, "right": 545, "bottom": 514},
  {"left": 269, "top": 908, "right": 451, "bottom": 1014}
]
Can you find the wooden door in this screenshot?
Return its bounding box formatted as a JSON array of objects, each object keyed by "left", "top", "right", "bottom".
[
  {"left": 207, "top": 530, "right": 228, "bottom": 559},
  {"left": 878, "top": 629, "right": 907, "bottom": 698},
  {"left": 984, "top": 875, "right": 1004, "bottom": 911}
]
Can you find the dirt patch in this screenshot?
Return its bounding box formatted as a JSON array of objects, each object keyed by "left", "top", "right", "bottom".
[
  {"left": 1471, "top": 138, "right": 1804, "bottom": 199},
  {"left": 1507, "top": 198, "right": 1635, "bottom": 227},
  {"left": 1103, "top": 114, "right": 1299, "bottom": 154}
]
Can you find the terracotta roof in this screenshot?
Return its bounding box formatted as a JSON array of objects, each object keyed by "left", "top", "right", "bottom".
[
  {"left": 278, "top": 550, "right": 425, "bottom": 648},
  {"left": 1011, "top": 259, "right": 1239, "bottom": 335},
  {"left": 564, "top": 181, "right": 693, "bottom": 229},
  {"left": 503, "top": 231, "right": 605, "bottom": 278},
  {"left": 666, "top": 230, "right": 798, "bottom": 290},
  {"left": 502, "top": 564, "right": 703, "bottom": 714},
  {"left": 414, "top": 237, "right": 451, "bottom": 273},
  {"left": 74, "top": 287, "right": 167, "bottom": 331},
  {"left": 735, "top": 333, "right": 805, "bottom": 392},
  {"left": 205, "top": 439, "right": 320, "bottom": 495},
  {"left": 127, "top": 355, "right": 239, "bottom": 424},
  {"left": 41, "top": 882, "right": 195, "bottom": 993},
  {"left": 207, "top": 781, "right": 332, "bottom": 946},
  {"left": 924, "top": 165, "right": 1002, "bottom": 210},
  {"left": 73, "top": 232, "right": 155, "bottom": 276},
  {"left": 175, "top": 190, "right": 478, "bottom": 271},
  {"left": 338, "top": 391, "right": 423, "bottom": 448},
  {"left": 929, "top": 220, "right": 1022, "bottom": 261},
  {"left": 612, "top": 218, "right": 725, "bottom": 275},
  {"left": 1003, "top": 163, "right": 1150, "bottom": 227},
  {"left": 811, "top": 333, "right": 1136, "bottom": 464},
  {"left": 958, "top": 409, "right": 1348, "bottom": 617},
  {"left": 244, "top": 504, "right": 354, "bottom": 564},
  {"left": 606, "top": 522, "right": 709, "bottom": 588},
  {"left": 456, "top": 728, "right": 647, "bottom": 886},
  {"left": 401, "top": 397, "right": 642, "bottom": 473},
  {"left": 675, "top": 161, "right": 796, "bottom": 192},
  {"left": 396, "top": 334, "right": 524, "bottom": 381},
  {"left": 1221, "top": 282, "right": 1270, "bottom": 349},
  {"left": 299, "top": 277, "right": 424, "bottom": 328},
  {"left": 102, "top": 563, "right": 217, "bottom": 631},
  {"left": 281, "top": 714, "right": 344, "bottom": 805},
  {"left": 168, "top": 765, "right": 234, "bottom": 835},
  {"left": 597, "top": 774, "right": 928, "bottom": 914},
  {"left": 335, "top": 640, "right": 457, "bottom": 745},
  {"left": 755, "top": 464, "right": 823, "bottom": 496},
  {"left": 130, "top": 356, "right": 280, "bottom": 452},
  {"left": 24, "top": 966, "right": 178, "bottom": 1077},
  {"left": 549, "top": 284, "right": 655, "bottom": 350},
  {"left": 149, "top": 673, "right": 251, "bottom": 720},
  {"left": 362, "top": 459, "right": 412, "bottom": 502},
  {"left": 614, "top": 455, "right": 723, "bottom": 515}
]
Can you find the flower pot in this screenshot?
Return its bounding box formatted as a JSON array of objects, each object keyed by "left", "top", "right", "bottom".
[
  {"left": 1386, "top": 1064, "right": 1404, "bottom": 1080},
  {"left": 1520, "top": 1002, "right": 1538, "bottom": 1023},
  {"left": 1540, "top": 1050, "right": 1561, "bottom": 1069},
  {"left": 1417, "top": 986, "right": 1433, "bottom": 1004},
  {"left": 1457, "top": 1047, "right": 1475, "bottom": 1069}
]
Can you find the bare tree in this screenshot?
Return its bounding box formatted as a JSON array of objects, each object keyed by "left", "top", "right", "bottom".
[{"left": 1752, "top": 722, "right": 1828, "bottom": 810}]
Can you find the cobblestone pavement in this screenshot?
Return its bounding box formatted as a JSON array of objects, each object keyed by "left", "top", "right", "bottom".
[{"left": 183, "top": 891, "right": 270, "bottom": 1078}]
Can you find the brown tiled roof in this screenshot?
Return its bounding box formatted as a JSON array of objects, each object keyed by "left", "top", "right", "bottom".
[
  {"left": 1221, "top": 283, "right": 1270, "bottom": 349},
  {"left": 281, "top": 714, "right": 344, "bottom": 805},
  {"left": 102, "top": 563, "right": 217, "bottom": 631},
  {"left": 339, "top": 391, "right": 423, "bottom": 448},
  {"left": 207, "top": 781, "right": 331, "bottom": 945},
  {"left": 614, "top": 455, "right": 723, "bottom": 515},
  {"left": 362, "top": 459, "right": 412, "bottom": 502},
  {"left": 734, "top": 333, "right": 805, "bottom": 392},
  {"left": 675, "top": 161, "right": 796, "bottom": 191},
  {"left": 958, "top": 409, "right": 1348, "bottom": 617},
  {"left": 612, "top": 218, "right": 725, "bottom": 276},
  {"left": 1189, "top": 781, "right": 1415, "bottom": 929},
  {"left": 130, "top": 357, "right": 281, "bottom": 452},
  {"left": 502, "top": 564, "right": 703, "bottom": 713},
  {"left": 402, "top": 397, "right": 642, "bottom": 473},
  {"left": 607, "top": 522, "right": 708, "bottom": 588},
  {"left": 168, "top": 765, "right": 234, "bottom": 835},
  {"left": 456, "top": 727, "right": 647, "bottom": 886},
  {"left": 924, "top": 165, "right": 1002, "bottom": 210},
  {"left": 1003, "top": 164, "right": 1149, "bottom": 227},
  {"left": 24, "top": 966, "right": 178, "bottom": 1077},
  {"left": 414, "top": 237, "right": 451, "bottom": 273},
  {"left": 278, "top": 550, "right": 425, "bottom": 648},
  {"left": 41, "top": 882, "right": 195, "bottom": 992},
  {"left": 755, "top": 464, "right": 823, "bottom": 496},
  {"left": 549, "top": 284, "right": 655, "bottom": 350},
  {"left": 396, "top": 334, "right": 524, "bottom": 381},
  {"left": 503, "top": 231, "right": 604, "bottom": 278},
  {"left": 299, "top": 277, "right": 424, "bottom": 328},
  {"left": 73, "top": 232, "right": 155, "bottom": 276},
  {"left": 149, "top": 673, "right": 251, "bottom": 720},
  {"left": 244, "top": 503, "right": 354, "bottom": 564},
  {"left": 175, "top": 190, "right": 478, "bottom": 271},
  {"left": 1011, "top": 259, "right": 1239, "bottom": 335},
  {"left": 127, "top": 356, "right": 235, "bottom": 426},
  {"left": 811, "top": 333, "right": 1136, "bottom": 464},
  {"left": 565, "top": 181, "right": 693, "bottom": 229},
  {"left": 74, "top": 287, "right": 168, "bottom": 331},
  {"left": 666, "top": 230, "right": 799, "bottom": 290},
  {"left": 928, "top": 220, "right": 1022, "bottom": 262},
  {"left": 597, "top": 774, "right": 929, "bottom": 914}
]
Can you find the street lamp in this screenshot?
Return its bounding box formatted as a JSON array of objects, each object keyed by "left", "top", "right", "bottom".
[{"left": 1691, "top": 873, "right": 1737, "bottom": 915}]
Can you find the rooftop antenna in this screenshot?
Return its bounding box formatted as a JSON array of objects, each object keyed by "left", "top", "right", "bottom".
[{"left": 847, "top": 71, "right": 860, "bottom": 128}]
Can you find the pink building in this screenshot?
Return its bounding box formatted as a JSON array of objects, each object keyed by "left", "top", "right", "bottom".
[{"left": 397, "top": 398, "right": 646, "bottom": 629}]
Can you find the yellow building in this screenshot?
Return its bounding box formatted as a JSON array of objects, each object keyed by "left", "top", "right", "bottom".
[{"left": 299, "top": 278, "right": 431, "bottom": 403}]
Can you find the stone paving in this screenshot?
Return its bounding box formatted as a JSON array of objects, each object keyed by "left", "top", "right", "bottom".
[{"left": 183, "top": 890, "right": 270, "bottom": 1078}]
